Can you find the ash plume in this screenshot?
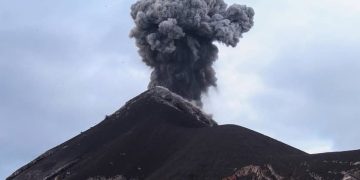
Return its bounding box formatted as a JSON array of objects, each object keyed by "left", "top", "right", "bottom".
[{"left": 130, "top": 0, "right": 254, "bottom": 106}]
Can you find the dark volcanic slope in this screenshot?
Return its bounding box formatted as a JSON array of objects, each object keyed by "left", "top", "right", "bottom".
[{"left": 8, "top": 87, "right": 360, "bottom": 180}]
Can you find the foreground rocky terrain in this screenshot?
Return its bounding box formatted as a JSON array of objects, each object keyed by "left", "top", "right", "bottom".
[{"left": 8, "top": 87, "right": 360, "bottom": 180}]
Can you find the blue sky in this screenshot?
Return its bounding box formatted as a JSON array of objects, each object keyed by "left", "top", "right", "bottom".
[{"left": 1, "top": 0, "right": 360, "bottom": 179}]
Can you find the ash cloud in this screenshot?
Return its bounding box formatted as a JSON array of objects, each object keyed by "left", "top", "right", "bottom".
[{"left": 130, "top": 0, "right": 254, "bottom": 106}]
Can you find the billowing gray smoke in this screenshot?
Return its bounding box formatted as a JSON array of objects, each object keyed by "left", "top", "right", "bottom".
[{"left": 130, "top": 0, "right": 254, "bottom": 106}]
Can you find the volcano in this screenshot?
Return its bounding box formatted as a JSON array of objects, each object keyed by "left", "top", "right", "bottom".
[{"left": 7, "top": 87, "right": 360, "bottom": 180}]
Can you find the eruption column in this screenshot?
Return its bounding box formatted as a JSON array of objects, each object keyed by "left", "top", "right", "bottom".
[{"left": 130, "top": 0, "right": 254, "bottom": 106}]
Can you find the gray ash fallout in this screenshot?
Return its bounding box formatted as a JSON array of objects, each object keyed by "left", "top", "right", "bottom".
[{"left": 130, "top": 0, "right": 254, "bottom": 106}]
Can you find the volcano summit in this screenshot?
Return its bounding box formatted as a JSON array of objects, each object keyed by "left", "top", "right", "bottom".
[{"left": 7, "top": 87, "right": 360, "bottom": 180}]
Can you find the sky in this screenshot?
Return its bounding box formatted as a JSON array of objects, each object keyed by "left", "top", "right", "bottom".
[{"left": 1, "top": 0, "right": 360, "bottom": 179}]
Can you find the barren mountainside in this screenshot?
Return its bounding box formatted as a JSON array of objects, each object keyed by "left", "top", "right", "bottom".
[{"left": 8, "top": 87, "right": 360, "bottom": 180}]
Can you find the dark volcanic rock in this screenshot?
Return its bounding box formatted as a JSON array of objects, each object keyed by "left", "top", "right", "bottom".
[{"left": 8, "top": 87, "right": 360, "bottom": 180}]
